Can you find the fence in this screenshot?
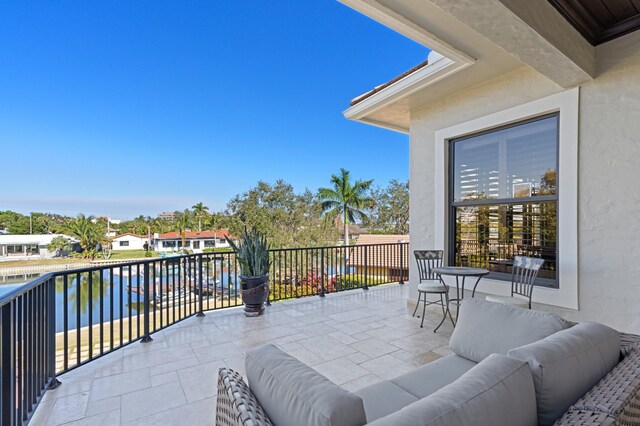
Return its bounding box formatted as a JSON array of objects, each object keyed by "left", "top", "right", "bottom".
[{"left": 0, "top": 242, "right": 408, "bottom": 425}]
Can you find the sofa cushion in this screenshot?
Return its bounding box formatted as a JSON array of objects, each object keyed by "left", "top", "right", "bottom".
[
  {"left": 558, "top": 345, "right": 640, "bottom": 425},
  {"left": 449, "top": 298, "right": 569, "bottom": 363},
  {"left": 390, "top": 354, "right": 477, "bottom": 399},
  {"left": 508, "top": 321, "right": 620, "bottom": 426},
  {"left": 355, "top": 381, "right": 418, "bottom": 422},
  {"left": 367, "top": 354, "right": 537, "bottom": 426},
  {"left": 245, "top": 344, "right": 366, "bottom": 426}
]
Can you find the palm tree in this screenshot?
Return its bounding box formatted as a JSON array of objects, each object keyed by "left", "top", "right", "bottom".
[
  {"left": 192, "top": 202, "right": 209, "bottom": 232},
  {"left": 176, "top": 209, "right": 193, "bottom": 249},
  {"left": 319, "top": 168, "right": 373, "bottom": 246},
  {"left": 63, "top": 214, "right": 105, "bottom": 258}
]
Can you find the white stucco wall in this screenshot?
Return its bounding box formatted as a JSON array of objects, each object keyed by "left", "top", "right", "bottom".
[
  {"left": 408, "top": 31, "right": 640, "bottom": 333},
  {"left": 111, "top": 235, "right": 148, "bottom": 251}
]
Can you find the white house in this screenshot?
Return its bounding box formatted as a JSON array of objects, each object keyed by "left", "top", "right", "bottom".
[
  {"left": 341, "top": 0, "right": 640, "bottom": 333},
  {"left": 0, "top": 234, "right": 77, "bottom": 260},
  {"left": 110, "top": 233, "right": 150, "bottom": 251},
  {"left": 153, "top": 230, "right": 233, "bottom": 253}
]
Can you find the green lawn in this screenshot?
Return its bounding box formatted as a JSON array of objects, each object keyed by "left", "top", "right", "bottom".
[{"left": 107, "top": 250, "right": 158, "bottom": 260}]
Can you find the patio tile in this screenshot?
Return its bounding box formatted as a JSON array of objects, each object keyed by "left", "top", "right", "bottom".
[
  {"left": 341, "top": 374, "right": 383, "bottom": 392},
  {"left": 124, "top": 396, "right": 215, "bottom": 426},
  {"left": 313, "top": 358, "right": 369, "bottom": 385},
  {"left": 151, "top": 370, "right": 179, "bottom": 386},
  {"left": 120, "top": 381, "right": 187, "bottom": 423},
  {"left": 62, "top": 409, "right": 121, "bottom": 426},
  {"left": 177, "top": 359, "right": 226, "bottom": 403},
  {"left": 85, "top": 396, "right": 121, "bottom": 417},
  {"left": 45, "top": 392, "right": 90, "bottom": 425},
  {"left": 350, "top": 337, "right": 399, "bottom": 358},
  {"left": 90, "top": 368, "right": 151, "bottom": 402}
]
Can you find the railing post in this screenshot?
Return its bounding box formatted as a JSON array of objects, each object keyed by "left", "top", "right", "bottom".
[
  {"left": 399, "top": 243, "right": 405, "bottom": 284},
  {"left": 319, "top": 248, "right": 325, "bottom": 297},
  {"left": 363, "top": 245, "right": 369, "bottom": 290},
  {"left": 141, "top": 262, "right": 153, "bottom": 343},
  {"left": 265, "top": 251, "right": 271, "bottom": 306},
  {"left": 1, "top": 301, "right": 16, "bottom": 425},
  {"left": 47, "top": 277, "right": 61, "bottom": 389},
  {"left": 196, "top": 255, "right": 205, "bottom": 317}
]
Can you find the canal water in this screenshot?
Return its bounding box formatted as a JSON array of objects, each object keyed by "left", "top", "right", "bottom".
[{"left": 0, "top": 268, "right": 239, "bottom": 332}]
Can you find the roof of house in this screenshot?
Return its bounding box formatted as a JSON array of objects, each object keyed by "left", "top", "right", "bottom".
[
  {"left": 113, "top": 233, "right": 149, "bottom": 239},
  {"left": 355, "top": 234, "right": 409, "bottom": 245},
  {"left": 157, "top": 230, "right": 234, "bottom": 240},
  {"left": 0, "top": 234, "right": 77, "bottom": 245},
  {"left": 348, "top": 234, "right": 410, "bottom": 268},
  {"left": 350, "top": 59, "right": 430, "bottom": 106}
]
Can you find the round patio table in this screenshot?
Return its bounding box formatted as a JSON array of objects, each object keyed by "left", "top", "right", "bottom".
[{"left": 432, "top": 267, "right": 490, "bottom": 320}]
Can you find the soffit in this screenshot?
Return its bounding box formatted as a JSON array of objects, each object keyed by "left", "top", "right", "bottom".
[{"left": 549, "top": 0, "right": 640, "bottom": 45}]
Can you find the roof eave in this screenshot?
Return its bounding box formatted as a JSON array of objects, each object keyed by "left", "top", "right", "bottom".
[{"left": 343, "top": 52, "right": 473, "bottom": 132}]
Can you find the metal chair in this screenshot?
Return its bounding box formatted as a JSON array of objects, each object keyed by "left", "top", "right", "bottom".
[
  {"left": 413, "top": 250, "right": 455, "bottom": 332},
  {"left": 485, "top": 256, "right": 545, "bottom": 309}
]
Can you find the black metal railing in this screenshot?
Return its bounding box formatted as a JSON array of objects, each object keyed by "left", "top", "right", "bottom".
[{"left": 0, "top": 242, "right": 408, "bottom": 425}]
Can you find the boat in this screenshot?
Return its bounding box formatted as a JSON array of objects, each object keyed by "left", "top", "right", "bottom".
[{"left": 150, "top": 289, "right": 197, "bottom": 308}]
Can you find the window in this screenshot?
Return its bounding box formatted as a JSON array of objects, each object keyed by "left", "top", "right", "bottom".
[
  {"left": 204, "top": 240, "right": 215, "bottom": 248},
  {"left": 162, "top": 241, "right": 176, "bottom": 248},
  {"left": 450, "top": 114, "right": 558, "bottom": 287},
  {"left": 192, "top": 241, "right": 200, "bottom": 249},
  {"left": 119, "top": 241, "right": 130, "bottom": 247}
]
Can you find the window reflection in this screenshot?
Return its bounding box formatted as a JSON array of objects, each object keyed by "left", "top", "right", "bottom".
[{"left": 453, "top": 116, "right": 557, "bottom": 202}]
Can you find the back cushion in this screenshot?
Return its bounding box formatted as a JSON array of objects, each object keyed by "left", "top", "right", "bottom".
[
  {"left": 367, "top": 354, "right": 537, "bottom": 426},
  {"left": 449, "top": 298, "right": 570, "bottom": 362},
  {"left": 508, "top": 321, "right": 620, "bottom": 426},
  {"left": 245, "top": 343, "right": 367, "bottom": 426}
]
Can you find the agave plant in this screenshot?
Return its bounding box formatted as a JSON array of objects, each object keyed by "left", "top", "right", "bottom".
[{"left": 227, "top": 227, "right": 271, "bottom": 277}]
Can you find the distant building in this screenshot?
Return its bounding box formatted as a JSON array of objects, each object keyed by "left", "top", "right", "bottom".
[
  {"left": 339, "top": 224, "right": 367, "bottom": 245},
  {"left": 154, "top": 230, "right": 234, "bottom": 253},
  {"left": 348, "top": 234, "right": 410, "bottom": 282},
  {"left": 0, "top": 234, "right": 78, "bottom": 260},
  {"left": 157, "top": 212, "right": 177, "bottom": 221},
  {"left": 111, "top": 233, "right": 151, "bottom": 251}
]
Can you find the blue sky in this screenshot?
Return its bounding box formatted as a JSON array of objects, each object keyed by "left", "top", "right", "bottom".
[{"left": 0, "top": 1, "right": 428, "bottom": 219}]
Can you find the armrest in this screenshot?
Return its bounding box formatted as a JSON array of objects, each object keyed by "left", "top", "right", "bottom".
[{"left": 216, "top": 368, "right": 273, "bottom": 426}]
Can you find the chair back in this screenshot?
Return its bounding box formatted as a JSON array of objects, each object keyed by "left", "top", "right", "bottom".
[
  {"left": 511, "top": 256, "right": 545, "bottom": 302},
  {"left": 414, "top": 250, "right": 443, "bottom": 282}
]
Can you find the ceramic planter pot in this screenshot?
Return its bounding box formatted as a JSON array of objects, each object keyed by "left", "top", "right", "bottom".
[{"left": 240, "top": 274, "right": 269, "bottom": 317}]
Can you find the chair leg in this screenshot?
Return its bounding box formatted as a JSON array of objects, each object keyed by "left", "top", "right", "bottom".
[
  {"left": 412, "top": 292, "right": 422, "bottom": 317},
  {"left": 433, "top": 293, "right": 448, "bottom": 333},
  {"left": 445, "top": 292, "right": 456, "bottom": 327},
  {"left": 420, "top": 293, "right": 428, "bottom": 328}
]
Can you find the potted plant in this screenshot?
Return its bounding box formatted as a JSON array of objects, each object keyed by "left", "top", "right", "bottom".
[{"left": 227, "top": 227, "right": 271, "bottom": 317}]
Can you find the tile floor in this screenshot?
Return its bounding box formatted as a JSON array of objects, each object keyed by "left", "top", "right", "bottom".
[{"left": 31, "top": 283, "right": 456, "bottom": 425}]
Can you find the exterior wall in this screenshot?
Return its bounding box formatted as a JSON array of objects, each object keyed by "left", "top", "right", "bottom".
[
  {"left": 408, "top": 31, "right": 640, "bottom": 333},
  {"left": 111, "top": 236, "right": 148, "bottom": 251},
  {"left": 154, "top": 238, "right": 230, "bottom": 252}
]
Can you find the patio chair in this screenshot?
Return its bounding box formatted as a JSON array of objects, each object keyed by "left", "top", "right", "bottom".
[
  {"left": 485, "top": 256, "right": 544, "bottom": 309},
  {"left": 413, "top": 250, "right": 455, "bottom": 332}
]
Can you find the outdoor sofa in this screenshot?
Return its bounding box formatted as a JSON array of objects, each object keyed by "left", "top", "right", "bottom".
[{"left": 215, "top": 298, "right": 640, "bottom": 426}]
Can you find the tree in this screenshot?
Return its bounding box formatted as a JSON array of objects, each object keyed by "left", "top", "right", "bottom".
[
  {"left": 225, "top": 180, "right": 337, "bottom": 248},
  {"left": 176, "top": 209, "right": 193, "bottom": 249},
  {"left": 47, "top": 236, "right": 72, "bottom": 257},
  {"left": 368, "top": 180, "right": 410, "bottom": 234},
  {"left": 318, "top": 168, "right": 373, "bottom": 245},
  {"left": 63, "top": 214, "right": 106, "bottom": 258},
  {"left": 192, "top": 202, "right": 209, "bottom": 232}
]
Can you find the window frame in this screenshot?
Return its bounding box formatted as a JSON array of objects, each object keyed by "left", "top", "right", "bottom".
[{"left": 448, "top": 113, "right": 560, "bottom": 288}]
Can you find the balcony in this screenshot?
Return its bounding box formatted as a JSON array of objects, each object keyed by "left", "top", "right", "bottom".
[{"left": 1, "top": 243, "right": 421, "bottom": 425}]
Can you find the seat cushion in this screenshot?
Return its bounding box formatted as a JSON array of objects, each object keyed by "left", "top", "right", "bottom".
[
  {"left": 368, "top": 354, "right": 537, "bottom": 426},
  {"left": 355, "top": 380, "right": 419, "bottom": 422},
  {"left": 508, "top": 321, "right": 620, "bottom": 426},
  {"left": 418, "top": 282, "right": 447, "bottom": 293},
  {"left": 390, "top": 354, "right": 477, "bottom": 399},
  {"left": 485, "top": 294, "right": 528, "bottom": 307},
  {"left": 245, "top": 344, "right": 366, "bottom": 426},
  {"left": 449, "top": 298, "right": 570, "bottom": 363}
]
